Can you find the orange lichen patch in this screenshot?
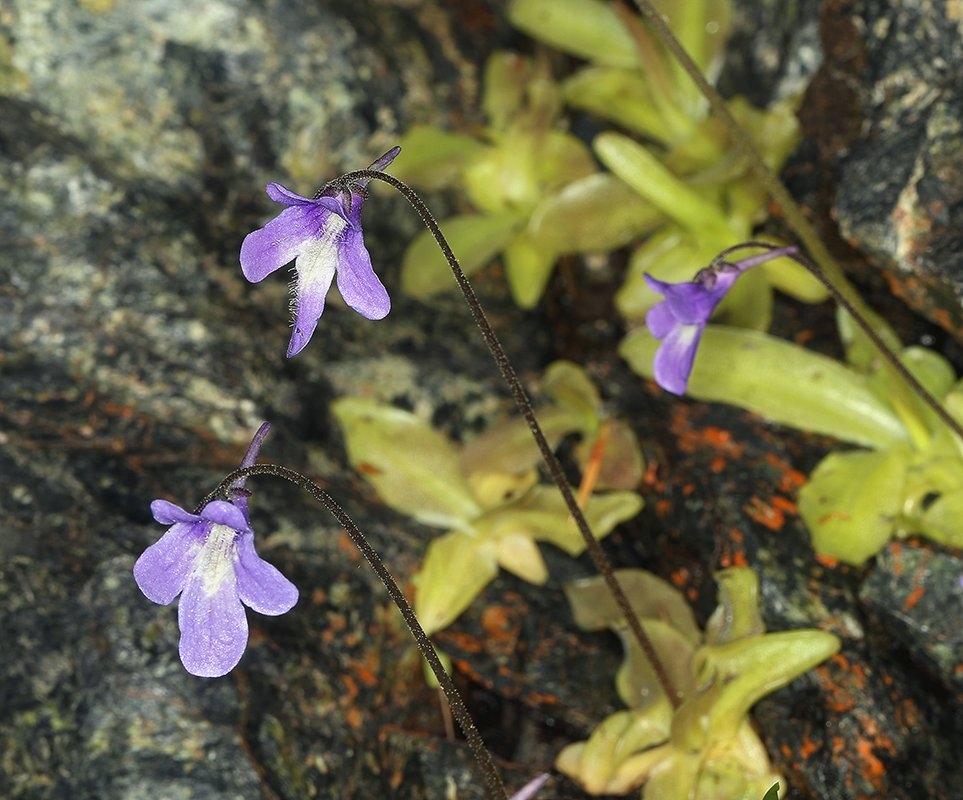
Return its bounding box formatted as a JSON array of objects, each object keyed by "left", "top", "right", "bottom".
[
  {"left": 772, "top": 495, "right": 798, "bottom": 515},
  {"left": 903, "top": 585, "right": 925, "bottom": 610},
  {"left": 525, "top": 690, "right": 561, "bottom": 706},
  {"left": 643, "top": 459, "right": 665, "bottom": 493},
  {"left": 718, "top": 550, "right": 749, "bottom": 568},
  {"left": 718, "top": 528, "right": 749, "bottom": 568},
  {"left": 480, "top": 604, "right": 521, "bottom": 655},
  {"left": 437, "top": 629, "right": 484, "bottom": 655},
  {"left": 901, "top": 551, "right": 932, "bottom": 610},
  {"left": 669, "top": 566, "right": 691, "bottom": 590},
  {"left": 818, "top": 510, "right": 851, "bottom": 525},
  {"left": 798, "top": 735, "right": 822, "bottom": 759},
  {"left": 764, "top": 451, "right": 807, "bottom": 493},
  {"left": 745, "top": 496, "right": 786, "bottom": 531},
  {"left": 816, "top": 553, "right": 840, "bottom": 569},
  {"left": 655, "top": 498, "right": 671, "bottom": 518},
  {"left": 340, "top": 673, "right": 360, "bottom": 705},
  {"left": 883, "top": 270, "right": 963, "bottom": 341},
  {"left": 351, "top": 650, "right": 380, "bottom": 688},
  {"left": 356, "top": 461, "right": 383, "bottom": 475},
  {"left": 814, "top": 664, "right": 855, "bottom": 714},
  {"left": 671, "top": 412, "right": 747, "bottom": 464},
  {"left": 889, "top": 542, "right": 903, "bottom": 573},
  {"left": 344, "top": 706, "right": 364, "bottom": 729},
  {"left": 854, "top": 739, "right": 887, "bottom": 780}
]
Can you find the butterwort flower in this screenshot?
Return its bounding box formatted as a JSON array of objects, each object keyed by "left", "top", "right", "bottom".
[
  {"left": 509, "top": 774, "right": 549, "bottom": 800},
  {"left": 133, "top": 423, "right": 298, "bottom": 677},
  {"left": 644, "top": 246, "right": 798, "bottom": 395},
  {"left": 240, "top": 147, "right": 400, "bottom": 357}
]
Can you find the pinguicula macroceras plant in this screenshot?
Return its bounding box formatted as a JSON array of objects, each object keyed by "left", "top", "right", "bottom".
[
  {"left": 556, "top": 568, "right": 837, "bottom": 799},
  {"left": 332, "top": 360, "right": 644, "bottom": 635},
  {"left": 396, "top": 0, "right": 827, "bottom": 327},
  {"left": 622, "top": 243, "right": 963, "bottom": 565},
  {"left": 129, "top": 0, "right": 935, "bottom": 794}
]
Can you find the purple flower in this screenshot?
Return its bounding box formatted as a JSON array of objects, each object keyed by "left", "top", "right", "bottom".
[
  {"left": 240, "top": 148, "right": 400, "bottom": 357},
  {"left": 133, "top": 424, "right": 298, "bottom": 677},
  {"left": 509, "top": 774, "right": 549, "bottom": 800},
  {"left": 644, "top": 246, "right": 798, "bottom": 395}
]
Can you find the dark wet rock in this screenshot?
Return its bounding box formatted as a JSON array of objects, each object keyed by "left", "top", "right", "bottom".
[
  {"left": 819, "top": 1, "right": 963, "bottom": 339},
  {"left": 859, "top": 542, "right": 963, "bottom": 699}
]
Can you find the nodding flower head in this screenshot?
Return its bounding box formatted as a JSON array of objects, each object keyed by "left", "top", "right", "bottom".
[
  {"left": 133, "top": 423, "right": 298, "bottom": 677},
  {"left": 644, "top": 245, "right": 798, "bottom": 395},
  {"left": 240, "top": 147, "right": 400, "bottom": 357}
]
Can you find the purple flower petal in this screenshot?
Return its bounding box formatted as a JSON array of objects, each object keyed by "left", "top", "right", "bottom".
[
  {"left": 240, "top": 204, "right": 321, "bottom": 283},
  {"left": 660, "top": 280, "right": 725, "bottom": 325},
  {"left": 264, "top": 182, "right": 314, "bottom": 206},
  {"left": 151, "top": 499, "right": 200, "bottom": 526},
  {"left": 354, "top": 146, "right": 401, "bottom": 189},
  {"left": 133, "top": 521, "right": 204, "bottom": 605},
  {"left": 232, "top": 422, "right": 272, "bottom": 518},
  {"left": 509, "top": 774, "right": 550, "bottom": 800},
  {"left": 641, "top": 245, "right": 799, "bottom": 396},
  {"left": 652, "top": 322, "right": 703, "bottom": 396},
  {"left": 645, "top": 300, "right": 676, "bottom": 339},
  {"left": 335, "top": 222, "right": 390, "bottom": 320},
  {"left": 199, "top": 499, "right": 251, "bottom": 533},
  {"left": 287, "top": 234, "right": 340, "bottom": 357},
  {"left": 178, "top": 567, "right": 248, "bottom": 678},
  {"left": 241, "top": 152, "right": 399, "bottom": 356},
  {"left": 235, "top": 533, "right": 299, "bottom": 616}
]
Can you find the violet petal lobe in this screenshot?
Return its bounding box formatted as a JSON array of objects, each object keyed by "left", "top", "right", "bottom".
[
  {"left": 335, "top": 223, "right": 391, "bottom": 320},
  {"left": 264, "top": 182, "right": 314, "bottom": 206},
  {"left": 509, "top": 774, "right": 550, "bottom": 800},
  {"left": 235, "top": 533, "right": 299, "bottom": 616},
  {"left": 133, "top": 522, "right": 203, "bottom": 605},
  {"left": 240, "top": 204, "right": 321, "bottom": 283},
  {"left": 177, "top": 569, "right": 249, "bottom": 678},
  {"left": 653, "top": 322, "right": 704, "bottom": 396},
  {"left": 644, "top": 300, "right": 676, "bottom": 339},
  {"left": 368, "top": 146, "right": 401, "bottom": 173},
  {"left": 661, "top": 280, "right": 723, "bottom": 325},
  {"left": 287, "top": 233, "right": 341, "bottom": 357},
  {"left": 151, "top": 498, "right": 200, "bottom": 526},
  {"left": 200, "top": 499, "right": 252, "bottom": 533}
]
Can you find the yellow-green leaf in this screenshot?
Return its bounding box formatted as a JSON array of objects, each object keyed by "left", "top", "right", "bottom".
[
  {"left": 798, "top": 448, "right": 908, "bottom": 564},
  {"left": 331, "top": 398, "right": 482, "bottom": 529},
  {"left": 414, "top": 532, "right": 498, "bottom": 635},
  {"left": 400, "top": 213, "right": 523, "bottom": 297},
  {"left": 620, "top": 325, "right": 909, "bottom": 449}
]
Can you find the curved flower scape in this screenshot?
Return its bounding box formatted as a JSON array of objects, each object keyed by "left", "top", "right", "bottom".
[
  {"left": 133, "top": 424, "right": 298, "bottom": 677},
  {"left": 240, "top": 147, "right": 400, "bottom": 357},
  {"left": 644, "top": 246, "right": 798, "bottom": 395}
]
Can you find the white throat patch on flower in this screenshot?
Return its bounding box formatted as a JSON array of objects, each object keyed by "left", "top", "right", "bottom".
[
  {"left": 195, "top": 523, "right": 239, "bottom": 596},
  {"left": 291, "top": 213, "right": 348, "bottom": 319}
]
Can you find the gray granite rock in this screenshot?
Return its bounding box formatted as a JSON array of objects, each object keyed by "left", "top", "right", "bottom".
[{"left": 831, "top": 0, "right": 963, "bottom": 338}]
